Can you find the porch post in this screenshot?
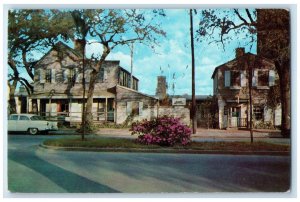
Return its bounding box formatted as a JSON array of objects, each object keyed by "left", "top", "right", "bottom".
[
  {"left": 247, "top": 101, "right": 249, "bottom": 128},
  {"left": 37, "top": 99, "right": 40, "bottom": 115},
  {"left": 114, "top": 98, "right": 117, "bottom": 123},
  {"left": 105, "top": 97, "right": 108, "bottom": 122},
  {"left": 28, "top": 98, "right": 33, "bottom": 113}
]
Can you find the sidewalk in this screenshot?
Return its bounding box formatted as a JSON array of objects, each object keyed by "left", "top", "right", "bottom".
[
  {"left": 52, "top": 127, "right": 282, "bottom": 138},
  {"left": 192, "top": 128, "right": 282, "bottom": 138},
  {"left": 50, "top": 127, "right": 289, "bottom": 145},
  {"left": 95, "top": 128, "right": 282, "bottom": 138}
]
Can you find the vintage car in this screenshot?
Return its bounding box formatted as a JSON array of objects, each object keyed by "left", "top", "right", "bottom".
[{"left": 8, "top": 114, "right": 58, "bottom": 135}]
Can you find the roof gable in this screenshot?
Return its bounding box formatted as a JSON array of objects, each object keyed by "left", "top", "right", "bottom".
[
  {"left": 34, "top": 41, "right": 82, "bottom": 68},
  {"left": 211, "top": 52, "right": 275, "bottom": 79}
]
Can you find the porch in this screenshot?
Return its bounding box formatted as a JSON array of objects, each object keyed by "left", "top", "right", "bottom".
[{"left": 27, "top": 97, "right": 116, "bottom": 124}]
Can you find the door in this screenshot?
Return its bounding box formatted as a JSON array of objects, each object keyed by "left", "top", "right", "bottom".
[{"left": 230, "top": 107, "right": 240, "bottom": 127}]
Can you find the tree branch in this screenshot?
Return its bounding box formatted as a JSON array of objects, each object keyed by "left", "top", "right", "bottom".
[{"left": 245, "top": 9, "right": 255, "bottom": 23}]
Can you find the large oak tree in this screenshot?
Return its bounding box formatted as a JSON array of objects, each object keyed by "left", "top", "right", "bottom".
[
  {"left": 8, "top": 9, "right": 73, "bottom": 113},
  {"left": 68, "top": 9, "right": 166, "bottom": 132}
]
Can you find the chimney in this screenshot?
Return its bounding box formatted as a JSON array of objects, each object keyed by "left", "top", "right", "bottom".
[
  {"left": 156, "top": 76, "right": 167, "bottom": 100},
  {"left": 74, "top": 39, "right": 85, "bottom": 53},
  {"left": 235, "top": 48, "right": 245, "bottom": 58}
]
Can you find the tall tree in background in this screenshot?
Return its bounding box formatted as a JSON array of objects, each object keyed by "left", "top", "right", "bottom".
[
  {"left": 196, "top": 8, "right": 291, "bottom": 137},
  {"left": 256, "top": 9, "right": 290, "bottom": 137},
  {"left": 8, "top": 9, "right": 72, "bottom": 114},
  {"left": 70, "top": 9, "right": 166, "bottom": 131}
]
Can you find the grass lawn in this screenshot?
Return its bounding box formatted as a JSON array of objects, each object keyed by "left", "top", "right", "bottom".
[{"left": 43, "top": 137, "right": 290, "bottom": 152}]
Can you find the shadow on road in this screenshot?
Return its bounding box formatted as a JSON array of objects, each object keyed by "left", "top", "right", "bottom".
[{"left": 8, "top": 149, "right": 120, "bottom": 193}]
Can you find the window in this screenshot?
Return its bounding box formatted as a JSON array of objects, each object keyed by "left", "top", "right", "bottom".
[
  {"left": 98, "top": 68, "right": 104, "bottom": 82},
  {"left": 258, "top": 70, "right": 268, "bottom": 86},
  {"left": 9, "top": 115, "right": 18, "bottom": 120},
  {"left": 45, "top": 69, "right": 52, "bottom": 83},
  {"left": 31, "top": 116, "right": 45, "bottom": 121},
  {"left": 231, "top": 71, "right": 240, "bottom": 87},
  {"left": 132, "top": 79, "right": 138, "bottom": 90},
  {"left": 231, "top": 107, "right": 240, "bottom": 117},
  {"left": 253, "top": 106, "right": 263, "bottom": 120},
  {"left": 119, "top": 70, "right": 131, "bottom": 88},
  {"left": 126, "top": 101, "right": 142, "bottom": 116},
  {"left": 224, "top": 71, "right": 230, "bottom": 87},
  {"left": 19, "top": 115, "right": 30, "bottom": 120},
  {"left": 68, "top": 69, "right": 76, "bottom": 83},
  {"left": 132, "top": 102, "right": 139, "bottom": 116}
]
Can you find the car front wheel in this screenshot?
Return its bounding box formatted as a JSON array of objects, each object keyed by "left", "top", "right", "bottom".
[{"left": 28, "top": 128, "right": 38, "bottom": 135}]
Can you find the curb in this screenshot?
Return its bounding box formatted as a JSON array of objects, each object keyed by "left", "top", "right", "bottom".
[{"left": 40, "top": 144, "right": 290, "bottom": 156}]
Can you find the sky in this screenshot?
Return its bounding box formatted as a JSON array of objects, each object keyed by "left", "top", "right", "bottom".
[
  {"left": 16, "top": 9, "right": 257, "bottom": 96},
  {"left": 83, "top": 9, "right": 257, "bottom": 96}
]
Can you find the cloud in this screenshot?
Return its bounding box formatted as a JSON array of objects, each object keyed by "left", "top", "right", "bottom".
[{"left": 80, "top": 9, "right": 255, "bottom": 97}]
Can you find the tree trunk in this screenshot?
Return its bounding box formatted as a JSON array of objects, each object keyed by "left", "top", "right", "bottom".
[
  {"left": 279, "top": 65, "right": 291, "bottom": 137},
  {"left": 84, "top": 69, "right": 100, "bottom": 130},
  {"left": 84, "top": 45, "right": 110, "bottom": 131},
  {"left": 8, "top": 80, "right": 18, "bottom": 114}
]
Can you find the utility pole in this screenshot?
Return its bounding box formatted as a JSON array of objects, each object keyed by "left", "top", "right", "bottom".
[
  {"left": 129, "top": 42, "right": 134, "bottom": 89},
  {"left": 248, "top": 59, "right": 254, "bottom": 143},
  {"left": 81, "top": 40, "right": 86, "bottom": 141},
  {"left": 190, "top": 9, "right": 197, "bottom": 134}
]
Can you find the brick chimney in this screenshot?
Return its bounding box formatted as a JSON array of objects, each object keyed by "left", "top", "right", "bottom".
[
  {"left": 235, "top": 47, "right": 245, "bottom": 58},
  {"left": 156, "top": 76, "right": 167, "bottom": 100}
]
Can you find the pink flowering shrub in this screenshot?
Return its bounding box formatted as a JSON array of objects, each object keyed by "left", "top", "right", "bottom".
[{"left": 131, "top": 116, "right": 192, "bottom": 146}]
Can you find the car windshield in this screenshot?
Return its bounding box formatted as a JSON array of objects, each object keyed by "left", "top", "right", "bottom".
[{"left": 30, "top": 116, "right": 45, "bottom": 121}]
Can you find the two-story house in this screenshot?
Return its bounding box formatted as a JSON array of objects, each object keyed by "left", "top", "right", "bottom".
[
  {"left": 211, "top": 48, "right": 281, "bottom": 129},
  {"left": 28, "top": 41, "right": 158, "bottom": 125}
]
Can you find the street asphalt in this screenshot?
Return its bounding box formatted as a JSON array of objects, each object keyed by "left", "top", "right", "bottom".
[{"left": 6, "top": 134, "right": 291, "bottom": 194}]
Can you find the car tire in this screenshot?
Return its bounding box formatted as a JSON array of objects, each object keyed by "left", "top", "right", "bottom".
[{"left": 28, "top": 128, "right": 38, "bottom": 135}]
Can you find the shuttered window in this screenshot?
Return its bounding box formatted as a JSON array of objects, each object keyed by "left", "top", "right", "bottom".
[
  {"left": 231, "top": 70, "right": 240, "bottom": 86},
  {"left": 98, "top": 68, "right": 104, "bottom": 82},
  {"left": 224, "top": 71, "right": 231, "bottom": 87},
  {"left": 45, "top": 69, "right": 51, "bottom": 83},
  {"left": 126, "top": 102, "right": 132, "bottom": 115},
  {"left": 254, "top": 106, "right": 263, "bottom": 120}
]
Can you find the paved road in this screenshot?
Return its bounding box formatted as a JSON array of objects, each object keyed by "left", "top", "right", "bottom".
[{"left": 7, "top": 134, "right": 291, "bottom": 193}]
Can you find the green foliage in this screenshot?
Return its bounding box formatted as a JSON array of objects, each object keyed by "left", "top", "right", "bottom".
[
  {"left": 8, "top": 9, "right": 74, "bottom": 95},
  {"left": 254, "top": 121, "right": 275, "bottom": 130}
]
